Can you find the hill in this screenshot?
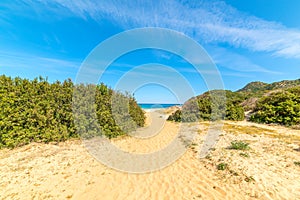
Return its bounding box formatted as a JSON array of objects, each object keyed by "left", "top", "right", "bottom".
[
  {"left": 168, "top": 90, "right": 245, "bottom": 122},
  {"left": 168, "top": 78, "right": 300, "bottom": 126},
  {"left": 238, "top": 79, "right": 300, "bottom": 97},
  {"left": 237, "top": 81, "right": 268, "bottom": 93}
]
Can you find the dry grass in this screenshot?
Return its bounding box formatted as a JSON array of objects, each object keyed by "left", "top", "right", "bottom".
[
  {"left": 223, "top": 122, "right": 300, "bottom": 143},
  {"left": 223, "top": 123, "right": 275, "bottom": 135}
]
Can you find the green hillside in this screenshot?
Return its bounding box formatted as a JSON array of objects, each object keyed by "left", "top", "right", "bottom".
[
  {"left": 249, "top": 87, "right": 300, "bottom": 126},
  {"left": 168, "top": 90, "right": 245, "bottom": 122},
  {"left": 168, "top": 78, "right": 300, "bottom": 126},
  {"left": 237, "top": 79, "right": 300, "bottom": 97}
]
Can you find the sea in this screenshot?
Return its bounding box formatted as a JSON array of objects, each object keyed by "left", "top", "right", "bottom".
[{"left": 139, "top": 103, "right": 182, "bottom": 109}]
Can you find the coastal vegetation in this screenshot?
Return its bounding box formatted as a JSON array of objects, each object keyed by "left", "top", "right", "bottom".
[
  {"left": 1, "top": 75, "right": 300, "bottom": 149},
  {"left": 168, "top": 90, "right": 245, "bottom": 122},
  {"left": 249, "top": 87, "right": 300, "bottom": 126},
  {"left": 168, "top": 78, "right": 300, "bottom": 127},
  {"left": 0, "top": 75, "right": 145, "bottom": 148}
]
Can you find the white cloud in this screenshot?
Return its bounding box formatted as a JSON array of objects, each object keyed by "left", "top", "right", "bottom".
[
  {"left": 25, "top": 0, "right": 300, "bottom": 59},
  {"left": 208, "top": 46, "right": 280, "bottom": 74},
  {"left": 0, "top": 51, "right": 80, "bottom": 73}
]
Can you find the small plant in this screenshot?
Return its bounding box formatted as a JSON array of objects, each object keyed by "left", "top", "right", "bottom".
[
  {"left": 294, "top": 161, "right": 300, "bottom": 166},
  {"left": 217, "top": 163, "right": 228, "bottom": 170},
  {"left": 229, "top": 141, "right": 250, "bottom": 150},
  {"left": 245, "top": 176, "right": 255, "bottom": 182},
  {"left": 180, "top": 138, "right": 192, "bottom": 148},
  {"left": 229, "top": 170, "right": 239, "bottom": 176},
  {"left": 239, "top": 152, "right": 249, "bottom": 158}
]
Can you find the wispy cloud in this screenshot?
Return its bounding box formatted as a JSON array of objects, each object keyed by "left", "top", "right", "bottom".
[
  {"left": 0, "top": 51, "right": 80, "bottom": 77},
  {"left": 21, "top": 0, "right": 300, "bottom": 59},
  {"left": 208, "top": 46, "right": 281, "bottom": 74}
]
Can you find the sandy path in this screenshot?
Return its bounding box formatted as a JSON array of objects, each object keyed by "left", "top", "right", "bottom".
[
  {"left": 0, "top": 111, "right": 300, "bottom": 199},
  {"left": 0, "top": 141, "right": 243, "bottom": 200}
]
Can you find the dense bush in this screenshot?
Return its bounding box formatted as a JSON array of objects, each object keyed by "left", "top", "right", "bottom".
[
  {"left": 0, "top": 75, "right": 145, "bottom": 148},
  {"left": 167, "top": 90, "right": 245, "bottom": 122},
  {"left": 250, "top": 87, "right": 300, "bottom": 126},
  {"left": 167, "top": 110, "right": 182, "bottom": 122},
  {"left": 225, "top": 104, "right": 245, "bottom": 121},
  {"left": 168, "top": 80, "right": 300, "bottom": 125}
]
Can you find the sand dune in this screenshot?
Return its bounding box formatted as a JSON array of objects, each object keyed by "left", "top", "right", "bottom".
[{"left": 1, "top": 110, "right": 300, "bottom": 199}]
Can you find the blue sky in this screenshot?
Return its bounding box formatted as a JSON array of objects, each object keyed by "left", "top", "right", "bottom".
[{"left": 1, "top": 0, "right": 300, "bottom": 103}]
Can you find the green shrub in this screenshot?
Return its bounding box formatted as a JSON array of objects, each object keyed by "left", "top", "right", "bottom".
[
  {"left": 250, "top": 87, "right": 300, "bottom": 126},
  {"left": 229, "top": 141, "right": 250, "bottom": 150},
  {"left": 167, "top": 110, "right": 182, "bottom": 122},
  {"left": 239, "top": 152, "right": 250, "bottom": 157},
  {"left": 226, "top": 104, "right": 245, "bottom": 121},
  {"left": 0, "top": 75, "right": 145, "bottom": 148},
  {"left": 217, "top": 162, "right": 228, "bottom": 170},
  {"left": 167, "top": 90, "right": 245, "bottom": 122}
]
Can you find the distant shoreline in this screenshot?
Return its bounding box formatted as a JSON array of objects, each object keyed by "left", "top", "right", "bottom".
[{"left": 139, "top": 103, "right": 182, "bottom": 109}]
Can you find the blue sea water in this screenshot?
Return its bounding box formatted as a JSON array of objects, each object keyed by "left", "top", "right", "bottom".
[{"left": 139, "top": 103, "right": 182, "bottom": 109}]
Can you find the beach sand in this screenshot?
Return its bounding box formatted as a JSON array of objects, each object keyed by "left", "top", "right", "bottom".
[{"left": 0, "top": 110, "right": 299, "bottom": 199}]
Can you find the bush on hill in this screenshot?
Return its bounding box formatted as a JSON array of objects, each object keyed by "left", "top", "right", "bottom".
[
  {"left": 167, "top": 90, "right": 245, "bottom": 122},
  {"left": 167, "top": 79, "right": 300, "bottom": 126},
  {"left": 250, "top": 87, "right": 300, "bottom": 126}
]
